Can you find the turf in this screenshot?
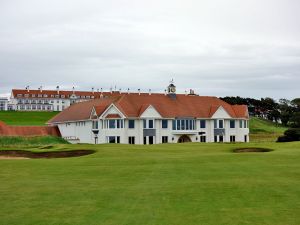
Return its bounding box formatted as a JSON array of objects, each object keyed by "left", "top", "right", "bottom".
[
  {"left": 0, "top": 142, "right": 300, "bottom": 225},
  {"left": 0, "top": 111, "right": 59, "bottom": 125}
]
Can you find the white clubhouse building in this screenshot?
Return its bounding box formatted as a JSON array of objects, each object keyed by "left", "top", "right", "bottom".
[{"left": 48, "top": 83, "right": 249, "bottom": 144}]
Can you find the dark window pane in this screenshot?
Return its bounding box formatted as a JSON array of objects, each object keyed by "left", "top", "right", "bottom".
[
  {"left": 149, "top": 120, "right": 154, "bottom": 128},
  {"left": 230, "top": 120, "right": 235, "bottom": 128},
  {"left": 200, "top": 120, "right": 206, "bottom": 128},
  {"left": 129, "top": 120, "right": 135, "bottom": 129},
  {"left": 162, "top": 120, "right": 168, "bottom": 128},
  {"left": 219, "top": 120, "right": 224, "bottom": 128},
  {"left": 109, "top": 120, "right": 115, "bottom": 129}
]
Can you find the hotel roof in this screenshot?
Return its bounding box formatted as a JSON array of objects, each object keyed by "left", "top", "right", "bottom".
[{"left": 48, "top": 93, "right": 248, "bottom": 123}]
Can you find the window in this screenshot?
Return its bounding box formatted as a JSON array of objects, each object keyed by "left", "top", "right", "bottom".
[
  {"left": 92, "top": 121, "right": 98, "bottom": 129},
  {"left": 106, "top": 119, "right": 124, "bottom": 129},
  {"left": 143, "top": 119, "right": 154, "bottom": 129},
  {"left": 128, "top": 120, "right": 135, "bottom": 129},
  {"left": 214, "top": 119, "right": 224, "bottom": 128},
  {"left": 109, "top": 120, "right": 116, "bottom": 129},
  {"left": 239, "top": 120, "right": 243, "bottom": 128},
  {"left": 200, "top": 136, "right": 206, "bottom": 142},
  {"left": 230, "top": 120, "right": 235, "bottom": 128},
  {"left": 219, "top": 120, "right": 224, "bottom": 128},
  {"left": 214, "top": 120, "right": 218, "bottom": 128},
  {"left": 244, "top": 135, "right": 248, "bottom": 142},
  {"left": 129, "top": 136, "right": 135, "bottom": 144},
  {"left": 214, "top": 136, "right": 218, "bottom": 142},
  {"left": 244, "top": 120, "right": 247, "bottom": 128},
  {"left": 108, "top": 136, "right": 120, "bottom": 143},
  {"left": 149, "top": 120, "right": 154, "bottom": 128},
  {"left": 230, "top": 135, "right": 236, "bottom": 142},
  {"left": 143, "top": 136, "right": 147, "bottom": 145},
  {"left": 162, "top": 120, "right": 168, "bottom": 129},
  {"left": 56, "top": 106, "right": 59, "bottom": 111},
  {"left": 162, "top": 136, "right": 168, "bottom": 143},
  {"left": 172, "top": 119, "right": 196, "bottom": 130},
  {"left": 200, "top": 120, "right": 206, "bottom": 128}
]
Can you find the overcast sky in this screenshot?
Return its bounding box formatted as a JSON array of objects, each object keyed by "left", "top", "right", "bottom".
[{"left": 0, "top": 0, "right": 299, "bottom": 100}]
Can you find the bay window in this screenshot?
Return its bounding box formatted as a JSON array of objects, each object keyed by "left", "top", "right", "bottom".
[{"left": 172, "top": 119, "right": 195, "bottom": 130}]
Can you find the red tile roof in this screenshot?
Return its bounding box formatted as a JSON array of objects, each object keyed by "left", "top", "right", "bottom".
[{"left": 48, "top": 93, "right": 248, "bottom": 124}]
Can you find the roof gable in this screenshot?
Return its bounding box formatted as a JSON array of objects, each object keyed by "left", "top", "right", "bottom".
[
  {"left": 99, "top": 103, "right": 126, "bottom": 119},
  {"left": 211, "top": 106, "right": 233, "bottom": 119},
  {"left": 139, "top": 105, "right": 162, "bottom": 118}
]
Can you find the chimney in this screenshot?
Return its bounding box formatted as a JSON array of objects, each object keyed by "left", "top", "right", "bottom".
[
  {"left": 72, "top": 87, "right": 75, "bottom": 94},
  {"left": 164, "top": 89, "right": 167, "bottom": 95},
  {"left": 92, "top": 87, "right": 94, "bottom": 94},
  {"left": 40, "top": 86, "right": 43, "bottom": 93},
  {"left": 100, "top": 88, "right": 103, "bottom": 94},
  {"left": 56, "top": 86, "right": 60, "bottom": 94},
  {"left": 138, "top": 89, "right": 141, "bottom": 95},
  {"left": 26, "top": 86, "right": 29, "bottom": 92},
  {"left": 127, "top": 88, "right": 130, "bottom": 94},
  {"left": 110, "top": 87, "right": 113, "bottom": 94},
  {"left": 185, "top": 90, "right": 187, "bottom": 96},
  {"left": 149, "top": 89, "right": 151, "bottom": 95},
  {"left": 97, "top": 88, "right": 99, "bottom": 93}
]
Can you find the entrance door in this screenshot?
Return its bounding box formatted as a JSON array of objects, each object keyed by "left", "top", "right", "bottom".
[{"left": 178, "top": 135, "right": 192, "bottom": 143}]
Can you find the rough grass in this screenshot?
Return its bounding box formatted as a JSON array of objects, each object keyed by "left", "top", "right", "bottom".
[
  {"left": 250, "top": 117, "right": 288, "bottom": 142},
  {"left": 0, "top": 111, "right": 59, "bottom": 125},
  {"left": 0, "top": 136, "right": 69, "bottom": 147},
  {"left": 0, "top": 142, "right": 300, "bottom": 225}
]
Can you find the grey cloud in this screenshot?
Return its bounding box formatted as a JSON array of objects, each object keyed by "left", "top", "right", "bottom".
[{"left": 0, "top": 0, "right": 299, "bottom": 99}]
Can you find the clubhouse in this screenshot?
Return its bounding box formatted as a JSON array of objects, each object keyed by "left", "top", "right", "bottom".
[{"left": 48, "top": 83, "right": 249, "bottom": 144}]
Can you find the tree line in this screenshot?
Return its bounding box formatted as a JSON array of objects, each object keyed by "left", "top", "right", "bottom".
[
  {"left": 221, "top": 96, "right": 300, "bottom": 127},
  {"left": 221, "top": 96, "right": 300, "bottom": 141}
]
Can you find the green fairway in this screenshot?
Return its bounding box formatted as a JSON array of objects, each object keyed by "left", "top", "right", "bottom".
[
  {"left": 1, "top": 142, "right": 300, "bottom": 225},
  {"left": 0, "top": 111, "right": 59, "bottom": 125}
]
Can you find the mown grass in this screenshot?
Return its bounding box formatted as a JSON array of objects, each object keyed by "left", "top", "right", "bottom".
[
  {"left": 0, "top": 111, "right": 59, "bottom": 125},
  {"left": 0, "top": 142, "right": 300, "bottom": 225}
]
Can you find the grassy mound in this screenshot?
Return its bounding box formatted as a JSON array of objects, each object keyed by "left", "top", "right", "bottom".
[
  {"left": 0, "top": 111, "right": 59, "bottom": 126},
  {"left": 250, "top": 117, "right": 287, "bottom": 142}
]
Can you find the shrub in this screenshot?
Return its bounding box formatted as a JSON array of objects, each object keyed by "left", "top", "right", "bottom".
[{"left": 277, "top": 128, "right": 300, "bottom": 142}]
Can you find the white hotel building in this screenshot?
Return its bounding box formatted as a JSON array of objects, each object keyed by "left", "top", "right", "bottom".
[
  {"left": 10, "top": 86, "right": 122, "bottom": 111},
  {"left": 48, "top": 83, "right": 250, "bottom": 144},
  {"left": 0, "top": 97, "right": 8, "bottom": 111}
]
